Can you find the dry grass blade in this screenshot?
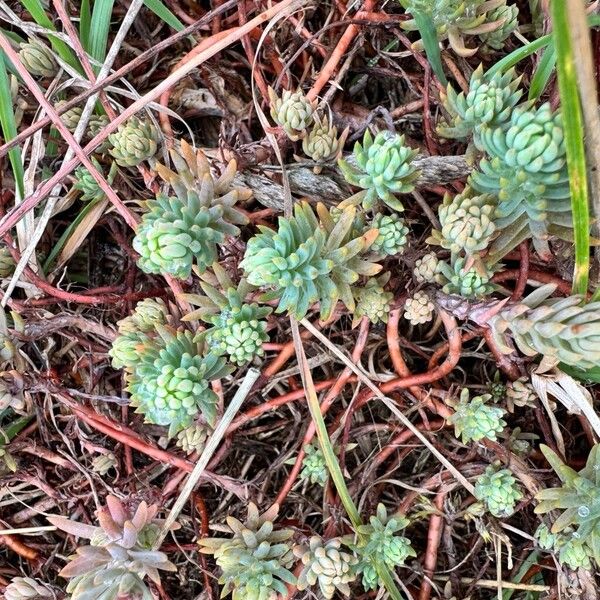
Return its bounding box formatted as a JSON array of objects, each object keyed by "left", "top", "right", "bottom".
[{"left": 153, "top": 368, "right": 260, "bottom": 548}]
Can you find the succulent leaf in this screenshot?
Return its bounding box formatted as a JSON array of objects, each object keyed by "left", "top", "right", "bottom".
[
  {"left": 199, "top": 503, "right": 296, "bottom": 599},
  {"left": 351, "top": 504, "right": 415, "bottom": 591},
  {"left": 241, "top": 202, "right": 381, "bottom": 320},
  {"left": 338, "top": 131, "right": 420, "bottom": 211},
  {"left": 403, "top": 291, "right": 435, "bottom": 325},
  {"left": 471, "top": 103, "right": 570, "bottom": 259},
  {"left": 300, "top": 443, "right": 328, "bottom": 487},
  {"left": 18, "top": 39, "right": 57, "bottom": 78},
  {"left": 127, "top": 326, "right": 233, "bottom": 435},
  {"left": 133, "top": 141, "right": 250, "bottom": 279},
  {"left": 369, "top": 213, "right": 409, "bottom": 256},
  {"left": 295, "top": 536, "right": 357, "bottom": 598},
  {"left": 438, "top": 65, "right": 523, "bottom": 143},
  {"left": 268, "top": 87, "right": 316, "bottom": 141},
  {"left": 474, "top": 465, "right": 523, "bottom": 517},
  {"left": 428, "top": 187, "right": 497, "bottom": 255},
  {"left": 48, "top": 496, "right": 177, "bottom": 600},
  {"left": 488, "top": 284, "right": 600, "bottom": 370},
  {"left": 108, "top": 116, "right": 159, "bottom": 166},
  {"left": 448, "top": 388, "right": 506, "bottom": 443}
]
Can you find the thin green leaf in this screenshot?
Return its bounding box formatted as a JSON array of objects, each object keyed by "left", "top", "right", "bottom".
[
  {"left": 89, "top": 0, "right": 115, "bottom": 64},
  {"left": 18, "top": 0, "right": 81, "bottom": 71},
  {"left": 2, "top": 415, "right": 33, "bottom": 440},
  {"left": 79, "top": 0, "right": 92, "bottom": 52},
  {"left": 410, "top": 10, "right": 447, "bottom": 85},
  {"left": 487, "top": 14, "right": 600, "bottom": 80},
  {"left": 292, "top": 320, "right": 403, "bottom": 600},
  {"left": 0, "top": 55, "right": 24, "bottom": 200},
  {"left": 559, "top": 363, "right": 600, "bottom": 383},
  {"left": 528, "top": 43, "right": 556, "bottom": 100},
  {"left": 143, "top": 0, "right": 184, "bottom": 31},
  {"left": 551, "top": 0, "right": 590, "bottom": 295}
]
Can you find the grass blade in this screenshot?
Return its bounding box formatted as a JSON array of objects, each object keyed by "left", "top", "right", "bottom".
[
  {"left": 528, "top": 43, "right": 556, "bottom": 100},
  {"left": 291, "top": 319, "right": 404, "bottom": 600},
  {"left": 88, "top": 0, "right": 115, "bottom": 63},
  {"left": 551, "top": 0, "right": 590, "bottom": 295},
  {"left": 79, "top": 0, "right": 92, "bottom": 52},
  {"left": 18, "top": 0, "right": 81, "bottom": 71},
  {"left": 0, "top": 55, "right": 24, "bottom": 200},
  {"left": 403, "top": 6, "right": 447, "bottom": 85},
  {"left": 143, "top": 0, "right": 184, "bottom": 31}
]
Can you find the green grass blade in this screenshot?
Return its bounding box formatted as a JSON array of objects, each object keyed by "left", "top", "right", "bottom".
[
  {"left": 487, "top": 34, "right": 551, "bottom": 78},
  {"left": 79, "top": 0, "right": 92, "bottom": 52},
  {"left": 88, "top": 0, "right": 115, "bottom": 63},
  {"left": 293, "top": 320, "right": 403, "bottom": 600},
  {"left": 0, "top": 55, "right": 24, "bottom": 200},
  {"left": 487, "top": 15, "right": 600, "bottom": 79},
  {"left": 143, "top": 0, "right": 184, "bottom": 31},
  {"left": 551, "top": 0, "right": 590, "bottom": 295},
  {"left": 411, "top": 11, "right": 447, "bottom": 85},
  {"left": 528, "top": 44, "right": 556, "bottom": 100},
  {"left": 19, "top": 0, "right": 81, "bottom": 71}
]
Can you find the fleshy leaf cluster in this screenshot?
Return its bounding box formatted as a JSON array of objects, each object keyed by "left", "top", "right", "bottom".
[
  {"left": 133, "top": 140, "right": 250, "bottom": 280},
  {"left": 48, "top": 495, "right": 177, "bottom": 600},
  {"left": 241, "top": 201, "right": 381, "bottom": 320}
]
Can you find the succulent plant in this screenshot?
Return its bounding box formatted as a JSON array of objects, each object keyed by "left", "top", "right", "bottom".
[
  {"left": 428, "top": 188, "right": 497, "bottom": 255},
  {"left": 0, "top": 247, "right": 15, "bottom": 278},
  {"left": 3, "top": 577, "right": 53, "bottom": 600},
  {"left": 86, "top": 113, "right": 111, "bottom": 152},
  {"left": 48, "top": 495, "right": 177, "bottom": 600},
  {"left": 183, "top": 264, "right": 271, "bottom": 365},
  {"left": 302, "top": 113, "right": 347, "bottom": 167},
  {"left": 241, "top": 202, "right": 381, "bottom": 320},
  {"left": 18, "top": 39, "right": 57, "bottom": 78},
  {"left": 268, "top": 87, "right": 316, "bottom": 141},
  {"left": 487, "top": 371, "right": 505, "bottom": 403},
  {"left": 535, "top": 523, "right": 558, "bottom": 551},
  {"left": 403, "top": 291, "right": 435, "bottom": 325},
  {"left": 535, "top": 445, "right": 600, "bottom": 545},
  {"left": 474, "top": 465, "right": 523, "bottom": 517},
  {"left": 91, "top": 452, "right": 117, "bottom": 475},
  {"left": 402, "top": 0, "right": 519, "bottom": 56},
  {"left": 370, "top": 212, "right": 409, "bottom": 256},
  {"left": 127, "top": 326, "right": 232, "bottom": 435},
  {"left": 176, "top": 422, "right": 210, "bottom": 455},
  {"left": 300, "top": 443, "right": 328, "bottom": 487},
  {"left": 471, "top": 103, "right": 570, "bottom": 260},
  {"left": 199, "top": 503, "right": 296, "bottom": 599},
  {"left": 108, "top": 116, "right": 159, "bottom": 166},
  {"left": 109, "top": 298, "right": 169, "bottom": 371},
  {"left": 134, "top": 141, "right": 249, "bottom": 279},
  {"left": 557, "top": 533, "right": 593, "bottom": 570},
  {"left": 352, "top": 503, "right": 416, "bottom": 591},
  {"left": 506, "top": 377, "right": 538, "bottom": 411},
  {"left": 295, "top": 536, "right": 357, "bottom": 598},
  {"left": 488, "top": 284, "right": 600, "bottom": 371},
  {"left": 448, "top": 388, "right": 506, "bottom": 443},
  {"left": 438, "top": 256, "right": 496, "bottom": 298},
  {"left": 479, "top": 3, "right": 519, "bottom": 50},
  {"left": 438, "top": 65, "right": 523, "bottom": 144},
  {"left": 352, "top": 274, "right": 393, "bottom": 326},
  {"left": 73, "top": 158, "right": 117, "bottom": 202},
  {"left": 338, "top": 130, "right": 420, "bottom": 211},
  {"left": 413, "top": 252, "right": 441, "bottom": 283},
  {"left": 55, "top": 101, "right": 83, "bottom": 132}
]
